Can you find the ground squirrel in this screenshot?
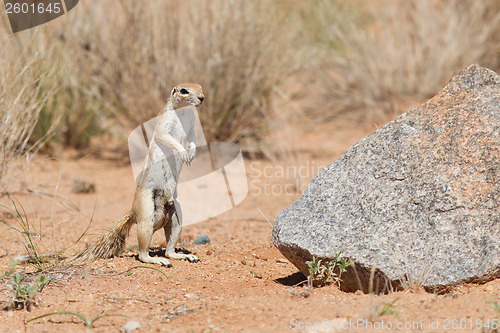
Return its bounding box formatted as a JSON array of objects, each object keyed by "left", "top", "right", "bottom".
[{"left": 75, "top": 83, "right": 205, "bottom": 266}]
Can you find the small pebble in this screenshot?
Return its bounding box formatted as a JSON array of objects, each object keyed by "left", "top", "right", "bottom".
[
  {"left": 193, "top": 235, "right": 210, "bottom": 245},
  {"left": 120, "top": 320, "right": 141, "bottom": 333},
  {"left": 72, "top": 178, "right": 96, "bottom": 194}
]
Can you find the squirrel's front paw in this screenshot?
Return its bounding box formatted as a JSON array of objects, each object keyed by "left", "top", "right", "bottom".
[
  {"left": 178, "top": 149, "right": 190, "bottom": 165},
  {"left": 187, "top": 142, "right": 196, "bottom": 163}
]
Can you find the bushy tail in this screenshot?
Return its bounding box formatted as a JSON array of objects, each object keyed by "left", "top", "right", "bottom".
[{"left": 72, "top": 211, "right": 134, "bottom": 261}]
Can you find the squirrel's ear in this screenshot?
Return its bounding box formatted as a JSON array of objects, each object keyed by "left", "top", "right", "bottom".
[{"left": 171, "top": 87, "right": 177, "bottom": 96}]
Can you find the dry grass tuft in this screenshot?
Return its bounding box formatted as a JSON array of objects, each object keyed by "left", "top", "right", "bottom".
[
  {"left": 4, "top": 0, "right": 499, "bottom": 159},
  {"left": 4, "top": 0, "right": 298, "bottom": 148},
  {"left": 307, "top": 0, "right": 500, "bottom": 119},
  {"left": 88, "top": 0, "right": 298, "bottom": 143},
  {"left": 0, "top": 17, "right": 57, "bottom": 186}
]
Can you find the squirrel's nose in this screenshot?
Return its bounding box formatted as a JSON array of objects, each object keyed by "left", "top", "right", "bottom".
[{"left": 199, "top": 97, "right": 205, "bottom": 104}]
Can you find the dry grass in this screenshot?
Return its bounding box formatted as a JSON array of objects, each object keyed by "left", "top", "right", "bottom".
[
  {"left": 83, "top": 0, "right": 298, "bottom": 143},
  {"left": 2, "top": 0, "right": 499, "bottom": 160},
  {"left": 4, "top": 0, "right": 298, "bottom": 148},
  {"left": 307, "top": 0, "right": 500, "bottom": 119},
  {"left": 0, "top": 0, "right": 299, "bottom": 190},
  {"left": 0, "top": 17, "right": 57, "bottom": 186}
]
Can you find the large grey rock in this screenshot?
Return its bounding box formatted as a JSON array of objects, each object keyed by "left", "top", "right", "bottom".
[{"left": 273, "top": 64, "right": 499, "bottom": 293}]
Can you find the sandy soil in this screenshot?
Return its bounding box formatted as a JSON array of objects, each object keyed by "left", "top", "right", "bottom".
[{"left": 0, "top": 111, "right": 498, "bottom": 332}]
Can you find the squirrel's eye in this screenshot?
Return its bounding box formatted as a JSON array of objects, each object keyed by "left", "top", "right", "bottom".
[{"left": 180, "top": 88, "right": 189, "bottom": 95}]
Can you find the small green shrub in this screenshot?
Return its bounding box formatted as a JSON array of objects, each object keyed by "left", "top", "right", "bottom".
[
  {"left": 306, "top": 250, "right": 353, "bottom": 288},
  {"left": 7, "top": 271, "right": 51, "bottom": 311}
]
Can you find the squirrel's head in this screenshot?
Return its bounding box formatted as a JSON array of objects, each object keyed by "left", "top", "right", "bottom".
[{"left": 170, "top": 83, "right": 204, "bottom": 109}]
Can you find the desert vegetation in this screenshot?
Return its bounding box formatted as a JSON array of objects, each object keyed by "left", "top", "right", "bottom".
[
  {"left": 301, "top": 0, "right": 500, "bottom": 119},
  {"left": 0, "top": 20, "right": 57, "bottom": 186},
  {"left": 1, "top": 0, "right": 499, "bottom": 180},
  {"left": 0, "top": 1, "right": 499, "bottom": 331}
]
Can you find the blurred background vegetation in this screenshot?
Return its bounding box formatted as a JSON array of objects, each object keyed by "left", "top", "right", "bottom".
[{"left": 1, "top": 0, "right": 499, "bottom": 182}]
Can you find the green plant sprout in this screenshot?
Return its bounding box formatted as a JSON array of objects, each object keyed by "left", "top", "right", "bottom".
[
  {"left": 3, "top": 259, "right": 18, "bottom": 278},
  {"left": 305, "top": 250, "right": 353, "bottom": 288},
  {"left": 7, "top": 271, "right": 51, "bottom": 311},
  {"left": 1, "top": 196, "right": 49, "bottom": 271},
  {"left": 376, "top": 297, "right": 400, "bottom": 320}
]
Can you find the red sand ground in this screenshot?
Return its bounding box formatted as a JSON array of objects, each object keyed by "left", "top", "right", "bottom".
[{"left": 0, "top": 112, "right": 498, "bottom": 332}]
